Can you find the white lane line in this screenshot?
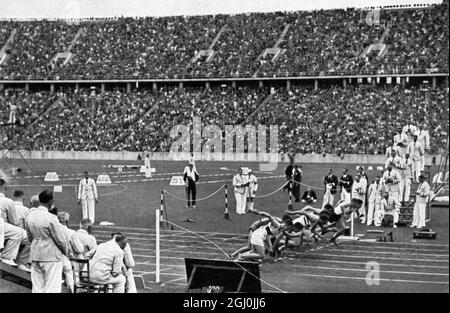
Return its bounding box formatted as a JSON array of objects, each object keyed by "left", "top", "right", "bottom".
[
  {"left": 289, "top": 272, "right": 449, "bottom": 285},
  {"left": 298, "top": 252, "right": 449, "bottom": 263},
  {"left": 134, "top": 260, "right": 449, "bottom": 276},
  {"left": 164, "top": 277, "right": 187, "bottom": 284},
  {"left": 323, "top": 248, "right": 449, "bottom": 258},
  {"left": 290, "top": 259, "right": 449, "bottom": 270},
  {"left": 287, "top": 264, "right": 449, "bottom": 277}
]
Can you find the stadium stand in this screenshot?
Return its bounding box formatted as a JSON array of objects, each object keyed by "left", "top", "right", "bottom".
[
  {"left": 0, "top": 2, "right": 448, "bottom": 79},
  {"left": 1, "top": 84, "right": 448, "bottom": 154}
]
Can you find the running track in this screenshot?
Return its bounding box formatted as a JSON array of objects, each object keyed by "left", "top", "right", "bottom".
[{"left": 93, "top": 225, "right": 449, "bottom": 293}]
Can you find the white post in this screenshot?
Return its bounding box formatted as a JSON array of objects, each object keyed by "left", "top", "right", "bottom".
[
  {"left": 155, "top": 207, "right": 160, "bottom": 284},
  {"left": 350, "top": 212, "right": 354, "bottom": 237}
]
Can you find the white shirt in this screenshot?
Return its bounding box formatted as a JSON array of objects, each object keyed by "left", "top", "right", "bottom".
[
  {"left": 246, "top": 174, "right": 258, "bottom": 197},
  {"left": 183, "top": 166, "right": 198, "bottom": 182},
  {"left": 368, "top": 181, "right": 383, "bottom": 203},
  {"left": 408, "top": 141, "right": 424, "bottom": 161},
  {"left": 416, "top": 181, "right": 431, "bottom": 204},
  {"left": 416, "top": 129, "right": 430, "bottom": 150},
  {"left": 0, "top": 216, "right": 4, "bottom": 250},
  {"left": 351, "top": 180, "right": 367, "bottom": 201},
  {"left": 402, "top": 158, "right": 414, "bottom": 180},
  {"left": 293, "top": 215, "right": 310, "bottom": 228},
  {"left": 381, "top": 197, "right": 401, "bottom": 212},
  {"left": 144, "top": 157, "right": 151, "bottom": 168},
  {"left": 0, "top": 193, "right": 17, "bottom": 225},
  {"left": 89, "top": 240, "right": 124, "bottom": 283},
  {"left": 78, "top": 178, "right": 98, "bottom": 200},
  {"left": 12, "top": 201, "right": 30, "bottom": 229},
  {"left": 233, "top": 174, "right": 247, "bottom": 194}
]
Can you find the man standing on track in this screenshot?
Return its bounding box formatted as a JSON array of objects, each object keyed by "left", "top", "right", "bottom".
[
  {"left": 183, "top": 163, "right": 199, "bottom": 208},
  {"left": 144, "top": 154, "right": 152, "bottom": 178},
  {"left": 78, "top": 171, "right": 98, "bottom": 224},
  {"left": 411, "top": 174, "right": 430, "bottom": 229},
  {"left": 233, "top": 168, "right": 249, "bottom": 215},
  {"left": 339, "top": 168, "right": 353, "bottom": 202},
  {"left": 245, "top": 169, "right": 258, "bottom": 213},
  {"left": 322, "top": 169, "right": 338, "bottom": 208}
]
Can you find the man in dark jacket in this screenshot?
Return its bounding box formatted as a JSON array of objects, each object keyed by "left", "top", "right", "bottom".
[
  {"left": 183, "top": 163, "right": 199, "bottom": 208},
  {"left": 323, "top": 169, "right": 338, "bottom": 208}
]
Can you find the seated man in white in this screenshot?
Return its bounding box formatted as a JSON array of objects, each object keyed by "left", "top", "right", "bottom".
[
  {"left": 89, "top": 233, "right": 127, "bottom": 293},
  {"left": 111, "top": 232, "right": 136, "bottom": 293},
  {"left": 380, "top": 192, "right": 401, "bottom": 228}
]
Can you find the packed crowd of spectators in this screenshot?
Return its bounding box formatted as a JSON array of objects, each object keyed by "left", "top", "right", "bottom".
[
  {"left": 0, "top": 2, "right": 448, "bottom": 79},
  {"left": 252, "top": 85, "right": 448, "bottom": 155},
  {"left": 2, "top": 84, "right": 448, "bottom": 155}
]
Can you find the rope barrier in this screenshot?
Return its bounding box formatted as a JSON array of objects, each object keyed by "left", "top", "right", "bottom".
[
  {"left": 163, "top": 184, "right": 225, "bottom": 202},
  {"left": 160, "top": 218, "right": 288, "bottom": 293},
  {"left": 253, "top": 181, "right": 288, "bottom": 198}
]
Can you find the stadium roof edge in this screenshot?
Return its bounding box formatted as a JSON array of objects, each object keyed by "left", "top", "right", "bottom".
[{"left": 0, "top": 1, "right": 444, "bottom": 21}]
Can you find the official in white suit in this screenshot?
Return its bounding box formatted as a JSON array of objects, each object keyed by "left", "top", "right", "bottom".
[
  {"left": 78, "top": 172, "right": 98, "bottom": 224},
  {"left": 416, "top": 126, "right": 430, "bottom": 171},
  {"left": 367, "top": 176, "right": 383, "bottom": 226},
  {"left": 408, "top": 135, "right": 424, "bottom": 183},
  {"left": 233, "top": 168, "right": 249, "bottom": 215},
  {"left": 411, "top": 175, "right": 430, "bottom": 229}
]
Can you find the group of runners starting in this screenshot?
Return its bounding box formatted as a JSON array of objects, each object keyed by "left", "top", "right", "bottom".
[{"left": 229, "top": 198, "right": 363, "bottom": 262}]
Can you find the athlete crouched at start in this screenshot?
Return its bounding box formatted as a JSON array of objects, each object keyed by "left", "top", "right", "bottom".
[{"left": 232, "top": 209, "right": 292, "bottom": 262}]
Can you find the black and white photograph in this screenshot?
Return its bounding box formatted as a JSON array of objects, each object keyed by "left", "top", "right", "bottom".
[{"left": 0, "top": 0, "right": 448, "bottom": 300}]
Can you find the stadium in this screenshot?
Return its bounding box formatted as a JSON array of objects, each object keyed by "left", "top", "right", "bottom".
[{"left": 0, "top": 0, "right": 449, "bottom": 296}]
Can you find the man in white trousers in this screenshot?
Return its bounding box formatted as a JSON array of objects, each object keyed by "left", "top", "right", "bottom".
[
  {"left": 233, "top": 168, "right": 249, "bottom": 215},
  {"left": 382, "top": 163, "right": 402, "bottom": 203},
  {"left": 144, "top": 154, "right": 152, "bottom": 178},
  {"left": 385, "top": 149, "right": 404, "bottom": 201},
  {"left": 402, "top": 153, "right": 414, "bottom": 203},
  {"left": 78, "top": 171, "right": 98, "bottom": 224},
  {"left": 411, "top": 174, "right": 430, "bottom": 229},
  {"left": 416, "top": 125, "right": 430, "bottom": 172},
  {"left": 246, "top": 169, "right": 258, "bottom": 213},
  {"left": 323, "top": 169, "right": 338, "bottom": 208},
  {"left": 367, "top": 176, "right": 383, "bottom": 226},
  {"left": 25, "top": 190, "right": 69, "bottom": 293},
  {"left": 380, "top": 192, "right": 401, "bottom": 228},
  {"left": 351, "top": 174, "right": 367, "bottom": 223},
  {"left": 409, "top": 135, "right": 424, "bottom": 183}
]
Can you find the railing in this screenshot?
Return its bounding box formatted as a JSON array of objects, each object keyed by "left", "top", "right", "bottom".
[{"left": 0, "top": 68, "right": 447, "bottom": 82}]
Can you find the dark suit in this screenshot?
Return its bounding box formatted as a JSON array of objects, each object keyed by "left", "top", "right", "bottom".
[
  {"left": 292, "top": 168, "right": 302, "bottom": 202},
  {"left": 184, "top": 169, "right": 199, "bottom": 207},
  {"left": 301, "top": 190, "right": 317, "bottom": 204},
  {"left": 283, "top": 165, "right": 294, "bottom": 191}
]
